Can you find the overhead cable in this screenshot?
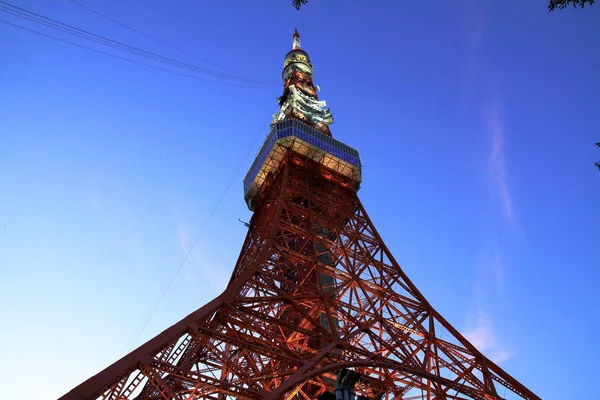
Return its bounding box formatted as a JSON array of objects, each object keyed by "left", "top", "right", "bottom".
[
  {"left": 121, "top": 120, "right": 269, "bottom": 354},
  {"left": 0, "top": 1, "right": 278, "bottom": 87},
  {"left": 66, "top": 0, "right": 256, "bottom": 80},
  {"left": 0, "top": 19, "right": 265, "bottom": 88}
]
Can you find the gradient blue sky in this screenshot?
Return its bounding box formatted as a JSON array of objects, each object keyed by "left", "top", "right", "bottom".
[{"left": 1, "top": 1, "right": 598, "bottom": 399}]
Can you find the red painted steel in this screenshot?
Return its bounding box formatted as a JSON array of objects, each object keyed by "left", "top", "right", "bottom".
[
  {"left": 59, "top": 153, "right": 540, "bottom": 400},
  {"left": 59, "top": 30, "right": 539, "bottom": 400}
]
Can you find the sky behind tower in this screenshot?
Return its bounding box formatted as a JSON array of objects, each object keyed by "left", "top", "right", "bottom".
[{"left": 0, "top": 1, "right": 599, "bottom": 399}]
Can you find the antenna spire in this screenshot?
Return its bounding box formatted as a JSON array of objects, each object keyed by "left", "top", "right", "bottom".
[{"left": 292, "top": 28, "right": 301, "bottom": 50}]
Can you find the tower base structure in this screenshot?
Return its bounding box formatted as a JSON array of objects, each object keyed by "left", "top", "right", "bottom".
[{"left": 60, "top": 149, "right": 539, "bottom": 400}]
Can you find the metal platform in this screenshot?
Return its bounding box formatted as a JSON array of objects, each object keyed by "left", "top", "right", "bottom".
[{"left": 243, "top": 119, "right": 362, "bottom": 209}]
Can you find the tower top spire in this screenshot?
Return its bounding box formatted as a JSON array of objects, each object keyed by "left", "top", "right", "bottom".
[
  {"left": 292, "top": 28, "right": 301, "bottom": 50},
  {"left": 274, "top": 28, "right": 334, "bottom": 139}
]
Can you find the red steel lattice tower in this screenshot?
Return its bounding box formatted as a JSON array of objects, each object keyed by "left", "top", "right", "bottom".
[{"left": 60, "top": 31, "right": 540, "bottom": 400}]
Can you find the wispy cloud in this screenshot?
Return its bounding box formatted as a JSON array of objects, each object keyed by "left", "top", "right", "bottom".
[
  {"left": 459, "top": 0, "right": 485, "bottom": 103},
  {"left": 460, "top": 0, "right": 515, "bottom": 367},
  {"left": 87, "top": 192, "right": 104, "bottom": 211},
  {"left": 488, "top": 99, "right": 515, "bottom": 224},
  {"left": 463, "top": 311, "right": 512, "bottom": 364},
  {"left": 463, "top": 247, "right": 512, "bottom": 363},
  {"left": 462, "top": 1, "right": 515, "bottom": 225},
  {"left": 478, "top": 243, "right": 506, "bottom": 294},
  {"left": 176, "top": 222, "right": 228, "bottom": 292},
  {"left": 464, "top": 0, "right": 484, "bottom": 69},
  {"left": 85, "top": 181, "right": 104, "bottom": 212}
]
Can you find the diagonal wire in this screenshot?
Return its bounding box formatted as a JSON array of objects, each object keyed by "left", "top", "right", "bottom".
[
  {"left": 66, "top": 0, "right": 258, "bottom": 79},
  {"left": 121, "top": 120, "right": 270, "bottom": 354},
  {"left": 0, "top": 18, "right": 263, "bottom": 88},
  {"left": 0, "top": 2, "right": 271, "bottom": 85},
  {"left": 0, "top": 1, "right": 277, "bottom": 86}
]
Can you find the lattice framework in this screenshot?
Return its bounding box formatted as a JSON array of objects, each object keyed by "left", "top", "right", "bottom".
[{"left": 60, "top": 153, "right": 539, "bottom": 400}]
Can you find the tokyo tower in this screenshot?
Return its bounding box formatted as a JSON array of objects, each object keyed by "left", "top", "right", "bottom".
[{"left": 59, "top": 30, "right": 540, "bottom": 400}]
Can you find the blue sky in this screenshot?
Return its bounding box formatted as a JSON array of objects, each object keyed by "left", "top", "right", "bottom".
[{"left": 0, "top": 0, "right": 598, "bottom": 398}]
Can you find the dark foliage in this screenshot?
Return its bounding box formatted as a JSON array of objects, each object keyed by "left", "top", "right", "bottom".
[
  {"left": 549, "top": 0, "right": 595, "bottom": 11},
  {"left": 292, "top": 0, "right": 308, "bottom": 10},
  {"left": 291, "top": 0, "right": 595, "bottom": 10},
  {"left": 595, "top": 143, "right": 600, "bottom": 170}
]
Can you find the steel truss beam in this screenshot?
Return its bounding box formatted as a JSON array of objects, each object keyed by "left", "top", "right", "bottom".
[{"left": 60, "top": 152, "right": 539, "bottom": 400}]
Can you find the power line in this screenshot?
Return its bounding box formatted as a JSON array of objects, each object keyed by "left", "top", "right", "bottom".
[
  {"left": 0, "top": 18, "right": 262, "bottom": 88},
  {"left": 122, "top": 120, "right": 269, "bottom": 353},
  {"left": 0, "top": 1, "right": 273, "bottom": 85},
  {"left": 0, "top": 1, "right": 278, "bottom": 86},
  {"left": 66, "top": 0, "right": 255, "bottom": 79}
]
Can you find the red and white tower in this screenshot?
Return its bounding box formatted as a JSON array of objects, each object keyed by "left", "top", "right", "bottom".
[{"left": 59, "top": 30, "right": 540, "bottom": 400}]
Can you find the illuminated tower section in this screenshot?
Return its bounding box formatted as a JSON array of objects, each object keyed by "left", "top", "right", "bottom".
[
  {"left": 271, "top": 29, "right": 334, "bottom": 136},
  {"left": 245, "top": 29, "right": 360, "bottom": 209},
  {"left": 243, "top": 30, "right": 360, "bottom": 359},
  {"left": 59, "top": 30, "right": 540, "bottom": 400}
]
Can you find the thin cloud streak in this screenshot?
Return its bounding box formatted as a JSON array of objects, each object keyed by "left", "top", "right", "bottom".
[
  {"left": 464, "top": 248, "right": 512, "bottom": 364},
  {"left": 176, "top": 222, "right": 227, "bottom": 292},
  {"left": 462, "top": 1, "right": 515, "bottom": 225},
  {"left": 473, "top": 244, "right": 508, "bottom": 301},
  {"left": 460, "top": 0, "right": 485, "bottom": 102},
  {"left": 488, "top": 101, "right": 515, "bottom": 223},
  {"left": 87, "top": 192, "right": 104, "bottom": 211},
  {"left": 463, "top": 312, "right": 512, "bottom": 364},
  {"left": 460, "top": 1, "right": 515, "bottom": 367},
  {"left": 488, "top": 244, "right": 506, "bottom": 294}
]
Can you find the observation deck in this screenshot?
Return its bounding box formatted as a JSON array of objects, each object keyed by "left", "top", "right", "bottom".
[{"left": 243, "top": 119, "right": 362, "bottom": 210}]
